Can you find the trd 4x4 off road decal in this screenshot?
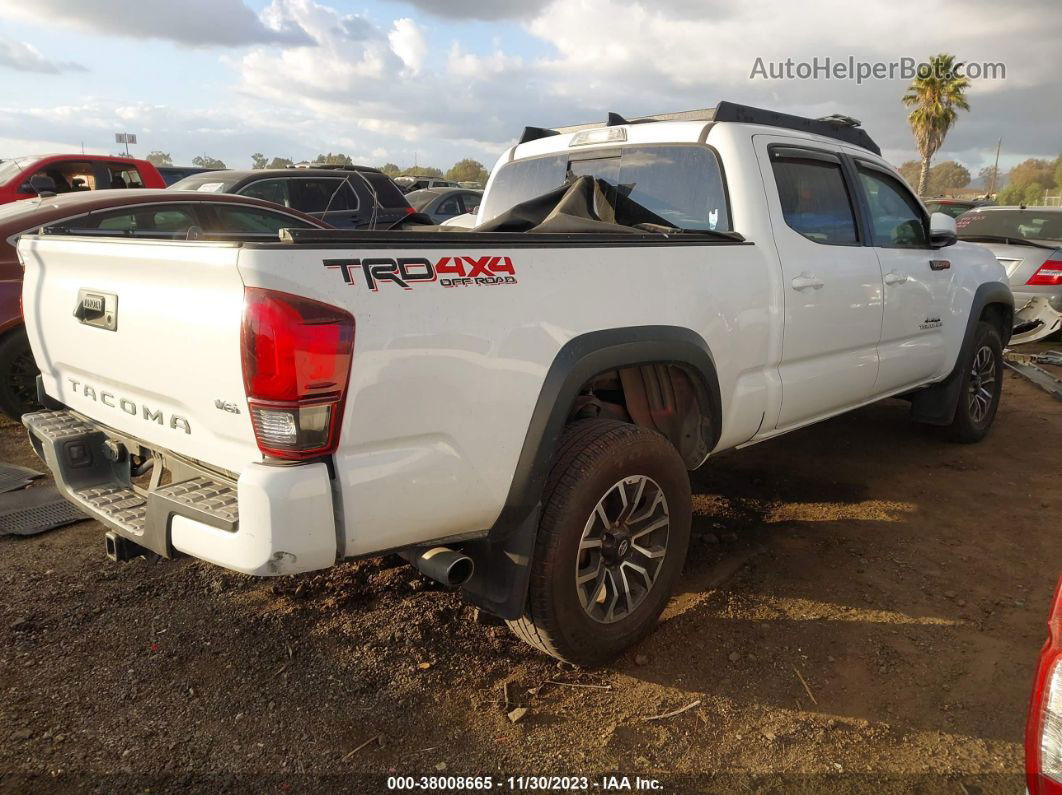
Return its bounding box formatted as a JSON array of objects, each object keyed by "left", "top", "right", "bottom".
[{"left": 323, "top": 256, "right": 517, "bottom": 291}]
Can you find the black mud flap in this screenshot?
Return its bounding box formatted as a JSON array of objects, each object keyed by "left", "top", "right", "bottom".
[{"left": 459, "top": 506, "right": 540, "bottom": 620}]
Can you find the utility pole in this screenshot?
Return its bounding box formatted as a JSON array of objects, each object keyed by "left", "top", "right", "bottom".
[{"left": 989, "top": 138, "right": 1002, "bottom": 196}]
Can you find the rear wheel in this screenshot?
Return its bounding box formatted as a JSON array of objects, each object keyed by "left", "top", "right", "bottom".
[
  {"left": 0, "top": 328, "right": 40, "bottom": 420},
  {"left": 507, "top": 420, "right": 691, "bottom": 666},
  {"left": 945, "top": 320, "right": 1003, "bottom": 443}
]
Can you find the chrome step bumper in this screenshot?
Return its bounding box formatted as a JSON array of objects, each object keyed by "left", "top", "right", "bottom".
[{"left": 24, "top": 409, "right": 238, "bottom": 557}]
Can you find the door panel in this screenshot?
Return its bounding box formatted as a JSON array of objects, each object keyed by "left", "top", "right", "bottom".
[
  {"left": 854, "top": 163, "right": 951, "bottom": 391},
  {"left": 756, "top": 136, "right": 884, "bottom": 429}
]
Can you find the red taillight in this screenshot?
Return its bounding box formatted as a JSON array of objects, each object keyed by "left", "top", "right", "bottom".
[
  {"left": 1028, "top": 258, "right": 1062, "bottom": 287},
  {"left": 403, "top": 206, "right": 415, "bottom": 216},
  {"left": 240, "top": 288, "right": 354, "bottom": 460},
  {"left": 1027, "top": 575, "right": 1062, "bottom": 794}
]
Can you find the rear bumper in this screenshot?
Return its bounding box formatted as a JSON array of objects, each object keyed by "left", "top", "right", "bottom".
[
  {"left": 23, "top": 409, "right": 337, "bottom": 576},
  {"left": 1013, "top": 289, "right": 1062, "bottom": 310}
]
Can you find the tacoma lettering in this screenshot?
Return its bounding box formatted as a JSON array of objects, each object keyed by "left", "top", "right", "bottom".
[{"left": 67, "top": 379, "right": 191, "bottom": 434}]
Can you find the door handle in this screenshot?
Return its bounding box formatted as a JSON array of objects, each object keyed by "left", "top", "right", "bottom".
[
  {"left": 791, "top": 273, "right": 824, "bottom": 290},
  {"left": 884, "top": 271, "right": 909, "bottom": 285}
]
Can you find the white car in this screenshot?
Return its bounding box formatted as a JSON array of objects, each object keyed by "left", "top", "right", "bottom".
[
  {"left": 19, "top": 102, "right": 1012, "bottom": 665},
  {"left": 440, "top": 211, "right": 477, "bottom": 229}
]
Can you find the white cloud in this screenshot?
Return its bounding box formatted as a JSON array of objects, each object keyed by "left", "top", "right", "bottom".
[
  {"left": 0, "top": 36, "right": 86, "bottom": 74},
  {"left": 388, "top": 18, "right": 427, "bottom": 75},
  {"left": 447, "top": 44, "right": 523, "bottom": 79},
  {"left": 521, "top": 0, "right": 1062, "bottom": 168},
  {"left": 2, "top": 0, "right": 1059, "bottom": 176},
  {"left": 0, "top": 0, "right": 311, "bottom": 46},
  {"left": 230, "top": 0, "right": 1062, "bottom": 173}
]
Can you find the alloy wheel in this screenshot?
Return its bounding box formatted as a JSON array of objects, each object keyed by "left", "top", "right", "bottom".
[
  {"left": 967, "top": 344, "right": 996, "bottom": 425},
  {"left": 575, "top": 475, "right": 670, "bottom": 624}
]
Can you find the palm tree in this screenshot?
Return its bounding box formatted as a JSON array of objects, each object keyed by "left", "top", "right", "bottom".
[{"left": 902, "top": 54, "right": 971, "bottom": 196}]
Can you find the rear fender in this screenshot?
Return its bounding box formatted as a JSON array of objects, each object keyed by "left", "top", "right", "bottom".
[{"left": 461, "top": 325, "right": 721, "bottom": 618}]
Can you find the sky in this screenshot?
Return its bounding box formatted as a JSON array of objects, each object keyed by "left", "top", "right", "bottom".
[{"left": 0, "top": 0, "right": 1059, "bottom": 177}]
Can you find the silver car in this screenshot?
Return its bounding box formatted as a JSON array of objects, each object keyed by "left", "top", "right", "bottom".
[
  {"left": 957, "top": 206, "right": 1062, "bottom": 344},
  {"left": 406, "top": 188, "right": 483, "bottom": 225}
]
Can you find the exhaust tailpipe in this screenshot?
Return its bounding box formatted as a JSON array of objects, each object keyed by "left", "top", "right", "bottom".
[{"left": 401, "top": 546, "right": 474, "bottom": 587}]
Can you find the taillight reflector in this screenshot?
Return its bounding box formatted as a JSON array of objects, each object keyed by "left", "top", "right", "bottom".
[
  {"left": 1028, "top": 259, "right": 1062, "bottom": 287},
  {"left": 1027, "top": 575, "right": 1062, "bottom": 794},
  {"left": 240, "top": 288, "right": 354, "bottom": 460}
]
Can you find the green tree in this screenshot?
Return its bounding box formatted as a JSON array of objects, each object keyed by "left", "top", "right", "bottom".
[
  {"left": 379, "top": 163, "right": 401, "bottom": 176},
  {"left": 1006, "top": 158, "right": 1056, "bottom": 190},
  {"left": 145, "top": 150, "right": 173, "bottom": 166},
  {"left": 1023, "top": 182, "right": 1045, "bottom": 206},
  {"left": 266, "top": 157, "right": 293, "bottom": 169},
  {"left": 192, "top": 155, "right": 227, "bottom": 169},
  {"left": 446, "top": 158, "right": 488, "bottom": 184},
  {"left": 401, "top": 165, "right": 443, "bottom": 178},
  {"left": 928, "top": 160, "right": 971, "bottom": 194},
  {"left": 315, "top": 152, "right": 353, "bottom": 166},
  {"left": 996, "top": 183, "right": 1025, "bottom": 205},
  {"left": 251, "top": 152, "right": 268, "bottom": 169},
  {"left": 897, "top": 160, "right": 921, "bottom": 187},
  {"left": 1055, "top": 155, "right": 1062, "bottom": 193},
  {"left": 902, "top": 53, "right": 971, "bottom": 195}
]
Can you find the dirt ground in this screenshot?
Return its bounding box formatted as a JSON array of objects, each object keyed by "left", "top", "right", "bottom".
[{"left": 1, "top": 373, "right": 1059, "bottom": 794}]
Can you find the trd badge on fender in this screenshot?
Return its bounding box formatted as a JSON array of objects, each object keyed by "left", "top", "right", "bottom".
[{"left": 324, "top": 256, "right": 517, "bottom": 291}]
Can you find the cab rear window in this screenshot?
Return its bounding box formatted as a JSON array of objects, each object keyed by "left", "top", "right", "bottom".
[
  {"left": 957, "top": 209, "right": 1062, "bottom": 242},
  {"left": 480, "top": 145, "right": 730, "bottom": 232}
]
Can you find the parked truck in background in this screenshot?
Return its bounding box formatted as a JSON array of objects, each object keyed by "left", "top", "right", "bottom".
[
  {"left": 18, "top": 103, "right": 1012, "bottom": 664},
  {"left": 0, "top": 154, "right": 165, "bottom": 203}
]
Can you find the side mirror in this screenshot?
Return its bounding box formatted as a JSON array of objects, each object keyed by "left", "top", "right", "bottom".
[
  {"left": 26, "top": 175, "right": 57, "bottom": 198},
  {"left": 929, "top": 212, "right": 957, "bottom": 248}
]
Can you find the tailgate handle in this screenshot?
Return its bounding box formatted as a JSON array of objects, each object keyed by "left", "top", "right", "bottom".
[{"left": 74, "top": 289, "right": 117, "bottom": 331}]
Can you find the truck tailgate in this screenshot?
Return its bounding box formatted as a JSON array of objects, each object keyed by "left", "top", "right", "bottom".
[{"left": 19, "top": 236, "right": 260, "bottom": 474}]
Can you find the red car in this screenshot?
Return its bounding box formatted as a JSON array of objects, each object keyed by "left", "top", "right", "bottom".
[
  {"left": 0, "top": 154, "right": 166, "bottom": 204},
  {"left": 1026, "top": 574, "right": 1062, "bottom": 794},
  {"left": 0, "top": 189, "right": 328, "bottom": 418}
]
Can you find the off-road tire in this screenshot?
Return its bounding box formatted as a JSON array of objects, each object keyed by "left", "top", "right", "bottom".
[
  {"left": 945, "top": 320, "right": 1003, "bottom": 443},
  {"left": 507, "top": 419, "right": 691, "bottom": 666},
  {"left": 0, "top": 328, "right": 40, "bottom": 420}
]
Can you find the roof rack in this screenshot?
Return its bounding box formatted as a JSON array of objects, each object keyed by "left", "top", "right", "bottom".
[
  {"left": 520, "top": 101, "right": 881, "bottom": 155},
  {"left": 295, "top": 163, "right": 383, "bottom": 173}
]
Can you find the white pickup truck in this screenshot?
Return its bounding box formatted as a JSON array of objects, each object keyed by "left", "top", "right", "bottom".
[{"left": 18, "top": 103, "right": 1011, "bottom": 665}]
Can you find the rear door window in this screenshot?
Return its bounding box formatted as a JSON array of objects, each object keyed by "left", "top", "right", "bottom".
[
  {"left": 238, "top": 179, "right": 291, "bottom": 207},
  {"left": 770, "top": 151, "right": 858, "bottom": 245},
  {"left": 207, "top": 205, "right": 316, "bottom": 235},
  {"left": 291, "top": 178, "right": 345, "bottom": 214},
  {"left": 97, "top": 163, "right": 145, "bottom": 189}
]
